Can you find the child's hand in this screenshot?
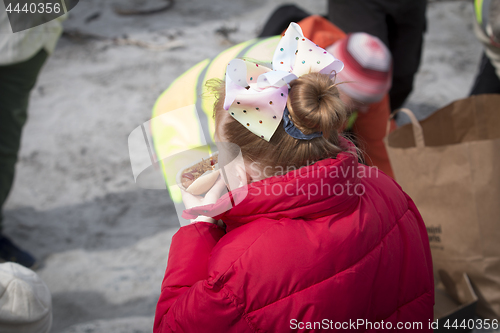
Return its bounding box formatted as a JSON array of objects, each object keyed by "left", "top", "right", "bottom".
[{"left": 181, "top": 177, "right": 227, "bottom": 225}]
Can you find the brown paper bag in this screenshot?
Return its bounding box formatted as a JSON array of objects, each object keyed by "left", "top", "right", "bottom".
[{"left": 384, "top": 94, "right": 500, "bottom": 320}]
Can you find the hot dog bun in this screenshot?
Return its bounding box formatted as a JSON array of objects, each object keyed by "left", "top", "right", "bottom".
[{"left": 185, "top": 169, "right": 221, "bottom": 195}]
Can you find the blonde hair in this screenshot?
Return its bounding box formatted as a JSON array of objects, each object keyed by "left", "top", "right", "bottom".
[{"left": 208, "top": 72, "right": 351, "bottom": 175}]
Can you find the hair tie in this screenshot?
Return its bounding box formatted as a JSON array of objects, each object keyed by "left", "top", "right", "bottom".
[{"left": 282, "top": 107, "right": 323, "bottom": 140}]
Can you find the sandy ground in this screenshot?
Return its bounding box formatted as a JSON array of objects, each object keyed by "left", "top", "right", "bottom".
[{"left": 2, "top": 0, "right": 485, "bottom": 332}]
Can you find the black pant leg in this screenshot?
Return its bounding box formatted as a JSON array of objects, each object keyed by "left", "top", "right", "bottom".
[
  {"left": 0, "top": 48, "right": 48, "bottom": 228},
  {"left": 327, "top": 0, "right": 389, "bottom": 45},
  {"left": 388, "top": 0, "right": 427, "bottom": 111},
  {"left": 258, "top": 4, "right": 311, "bottom": 37},
  {"left": 470, "top": 52, "right": 500, "bottom": 95}
]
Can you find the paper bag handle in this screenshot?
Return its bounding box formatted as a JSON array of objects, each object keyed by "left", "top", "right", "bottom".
[{"left": 387, "top": 108, "right": 425, "bottom": 148}]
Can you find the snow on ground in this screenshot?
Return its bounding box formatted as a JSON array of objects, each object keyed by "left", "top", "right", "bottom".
[{"left": 2, "top": 1, "right": 483, "bottom": 332}]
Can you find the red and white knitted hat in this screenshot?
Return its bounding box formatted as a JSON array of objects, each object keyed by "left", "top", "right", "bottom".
[{"left": 327, "top": 32, "right": 392, "bottom": 104}]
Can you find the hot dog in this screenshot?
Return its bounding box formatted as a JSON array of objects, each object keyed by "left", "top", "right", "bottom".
[{"left": 180, "top": 154, "right": 220, "bottom": 195}]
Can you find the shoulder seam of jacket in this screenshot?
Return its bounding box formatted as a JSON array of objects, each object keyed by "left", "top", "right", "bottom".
[{"left": 221, "top": 284, "right": 259, "bottom": 332}]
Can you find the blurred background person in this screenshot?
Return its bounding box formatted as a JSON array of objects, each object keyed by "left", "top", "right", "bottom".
[
  {"left": 470, "top": 0, "right": 500, "bottom": 95},
  {"left": 327, "top": 30, "right": 394, "bottom": 179},
  {"left": 328, "top": 0, "right": 427, "bottom": 111},
  {"left": 0, "top": 4, "right": 64, "bottom": 268}
]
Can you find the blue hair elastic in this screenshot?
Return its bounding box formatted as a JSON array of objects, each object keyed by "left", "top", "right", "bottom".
[{"left": 282, "top": 107, "right": 323, "bottom": 140}]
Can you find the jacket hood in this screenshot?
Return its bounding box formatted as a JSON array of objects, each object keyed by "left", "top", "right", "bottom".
[{"left": 183, "top": 141, "right": 370, "bottom": 232}]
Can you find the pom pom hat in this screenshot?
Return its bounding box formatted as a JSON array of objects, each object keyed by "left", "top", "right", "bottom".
[
  {"left": 327, "top": 32, "right": 392, "bottom": 104},
  {"left": 223, "top": 22, "right": 344, "bottom": 141}
]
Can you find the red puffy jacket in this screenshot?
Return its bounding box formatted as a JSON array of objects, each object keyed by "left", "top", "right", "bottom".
[{"left": 154, "top": 146, "right": 434, "bottom": 332}]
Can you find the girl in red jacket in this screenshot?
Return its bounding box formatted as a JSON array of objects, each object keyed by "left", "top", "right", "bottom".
[{"left": 154, "top": 23, "right": 434, "bottom": 333}]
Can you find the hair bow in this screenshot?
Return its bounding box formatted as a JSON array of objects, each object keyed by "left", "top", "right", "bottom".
[{"left": 223, "top": 22, "right": 344, "bottom": 141}]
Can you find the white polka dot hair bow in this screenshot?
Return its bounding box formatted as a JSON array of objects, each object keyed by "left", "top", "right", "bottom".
[{"left": 223, "top": 22, "right": 344, "bottom": 141}]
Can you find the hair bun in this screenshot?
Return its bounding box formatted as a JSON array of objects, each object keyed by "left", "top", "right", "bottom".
[{"left": 287, "top": 73, "right": 347, "bottom": 139}]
